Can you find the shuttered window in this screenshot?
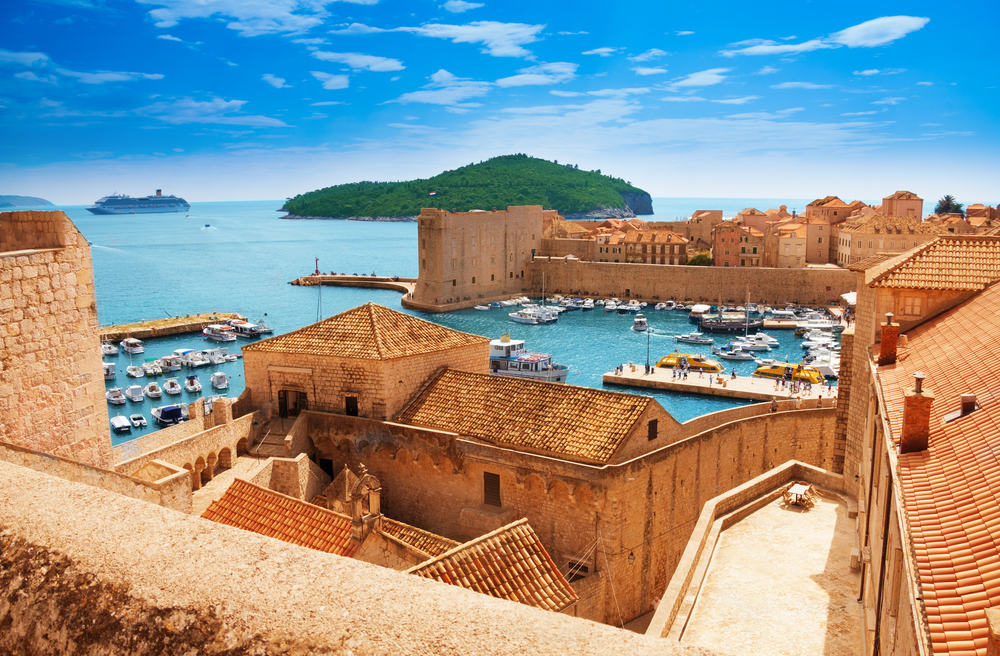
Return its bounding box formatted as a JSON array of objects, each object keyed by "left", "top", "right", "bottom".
[{"left": 484, "top": 472, "right": 501, "bottom": 507}]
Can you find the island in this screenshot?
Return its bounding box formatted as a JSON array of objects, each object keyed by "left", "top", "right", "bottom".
[
  {"left": 0, "top": 195, "right": 55, "bottom": 208},
  {"left": 281, "top": 154, "right": 653, "bottom": 221}
]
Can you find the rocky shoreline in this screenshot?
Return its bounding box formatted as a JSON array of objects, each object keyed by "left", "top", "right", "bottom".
[{"left": 282, "top": 214, "right": 416, "bottom": 222}]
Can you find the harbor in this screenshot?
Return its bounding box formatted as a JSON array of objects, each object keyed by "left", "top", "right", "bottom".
[
  {"left": 602, "top": 364, "right": 837, "bottom": 401},
  {"left": 100, "top": 312, "right": 246, "bottom": 342}
]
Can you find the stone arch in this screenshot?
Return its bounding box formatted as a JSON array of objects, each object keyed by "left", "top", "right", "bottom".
[
  {"left": 415, "top": 452, "right": 436, "bottom": 470},
  {"left": 392, "top": 446, "right": 412, "bottom": 464},
  {"left": 196, "top": 456, "right": 209, "bottom": 486},
  {"left": 218, "top": 447, "right": 232, "bottom": 469},
  {"left": 572, "top": 484, "right": 596, "bottom": 505},
  {"left": 236, "top": 438, "right": 249, "bottom": 456},
  {"left": 548, "top": 479, "right": 571, "bottom": 499},
  {"left": 183, "top": 463, "right": 196, "bottom": 491},
  {"left": 523, "top": 474, "right": 546, "bottom": 494},
  {"left": 356, "top": 440, "right": 371, "bottom": 454}
]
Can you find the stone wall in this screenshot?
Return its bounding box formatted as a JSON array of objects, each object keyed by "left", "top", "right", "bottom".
[
  {"left": 0, "top": 210, "right": 114, "bottom": 469},
  {"left": 269, "top": 452, "right": 332, "bottom": 500},
  {"left": 526, "top": 257, "right": 855, "bottom": 305},
  {"left": 355, "top": 529, "right": 430, "bottom": 571}
]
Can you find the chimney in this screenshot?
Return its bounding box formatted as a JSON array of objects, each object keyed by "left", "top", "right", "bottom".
[
  {"left": 350, "top": 465, "right": 382, "bottom": 542},
  {"left": 900, "top": 372, "right": 934, "bottom": 454},
  {"left": 879, "top": 313, "right": 899, "bottom": 366},
  {"left": 156, "top": 189, "right": 162, "bottom": 197}
]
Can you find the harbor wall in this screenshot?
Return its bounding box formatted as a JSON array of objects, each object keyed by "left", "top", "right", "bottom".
[
  {"left": 526, "top": 257, "right": 855, "bottom": 305},
  {"left": 0, "top": 210, "right": 114, "bottom": 469},
  {"left": 99, "top": 312, "right": 244, "bottom": 342}
]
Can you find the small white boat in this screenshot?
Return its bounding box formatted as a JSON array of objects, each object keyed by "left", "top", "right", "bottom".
[
  {"left": 654, "top": 302, "right": 667, "bottom": 311},
  {"left": 103, "top": 362, "right": 116, "bottom": 380},
  {"left": 124, "top": 384, "right": 144, "bottom": 402},
  {"left": 152, "top": 404, "right": 189, "bottom": 426},
  {"left": 736, "top": 333, "right": 780, "bottom": 350},
  {"left": 675, "top": 332, "right": 714, "bottom": 345},
  {"left": 110, "top": 415, "right": 132, "bottom": 433},
  {"left": 202, "top": 324, "right": 237, "bottom": 342},
  {"left": 210, "top": 372, "right": 229, "bottom": 389},
  {"left": 509, "top": 307, "right": 558, "bottom": 325},
  {"left": 255, "top": 316, "right": 274, "bottom": 334},
  {"left": 101, "top": 341, "right": 119, "bottom": 356},
  {"left": 474, "top": 305, "right": 491, "bottom": 311},
  {"left": 141, "top": 359, "right": 162, "bottom": 376},
  {"left": 712, "top": 343, "right": 757, "bottom": 361},
  {"left": 125, "top": 365, "right": 145, "bottom": 378},
  {"left": 604, "top": 301, "right": 618, "bottom": 312},
  {"left": 120, "top": 337, "right": 144, "bottom": 354},
  {"left": 184, "top": 374, "right": 202, "bottom": 393},
  {"left": 205, "top": 348, "right": 227, "bottom": 365},
  {"left": 581, "top": 299, "right": 595, "bottom": 311},
  {"left": 632, "top": 313, "right": 648, "bottom": 332},
  {"left": 163, "top": 378, "right": 182, "bottom": 395},
  {"left": 129, "top": 413, "right": 147, "bottom": 428},
  {"left": 143, "top": 381, "right": 162, "bottom": 398},
  {"left": 106, "top": 387, "right": 126, "bottom": 404},
  {"left": 228, "top": 319, "right": 262, "bottom": 338},
  {"left": 175, "top": 348, "right": 211, "bottom": 367},
  {"left": 158, "top": 355, "right": 183, "bottom": 372}
]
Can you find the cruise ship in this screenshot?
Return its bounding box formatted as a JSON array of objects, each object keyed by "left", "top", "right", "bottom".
[{"left": 86, "top": 189, "right": 190, "bottom": 215}]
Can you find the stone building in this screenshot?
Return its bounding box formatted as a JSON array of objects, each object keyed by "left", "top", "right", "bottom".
[
  {"left": 836, "top": 215, "right": 948, "bottom": 266},
  {"left": 764, "top": 222, "right": 808, "bottom": 268},
  {"left": 0, "top": 210, "right": 113, "bottom": 469},
  {"left": 622, "top": 230, "right": 688, "bottom": 265},
  {"left": 241, "top": 302, "right": 489, "bottom": 421},
  {"left": 880, "top": 190, "right": 923, "bottom": 218},
  {"left": 712, "top": 222, "right": 763, "bottom": 267}
]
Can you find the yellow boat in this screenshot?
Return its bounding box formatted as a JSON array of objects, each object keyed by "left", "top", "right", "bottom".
[
  {"left": 655, "top": 352, "right": 724, "bottom": 373},
  {"left": 751, "top": 361, "right": 824, "bottom": 385}
]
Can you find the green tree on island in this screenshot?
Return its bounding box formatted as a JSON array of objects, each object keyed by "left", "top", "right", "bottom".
[{"left": 934, "top": 195, "right": 965, "bottom": 217}]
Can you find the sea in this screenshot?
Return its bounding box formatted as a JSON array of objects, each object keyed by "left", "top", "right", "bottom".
[{"left": 17, "top": 197, "right": 822, "bottom": 444}]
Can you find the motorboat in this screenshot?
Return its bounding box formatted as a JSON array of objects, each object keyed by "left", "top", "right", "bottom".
[
  {"left": 110, "top": 416, "right": 132, "bottom": 433},
  {"left": 103, "top": 362, "right": 116, "bottom": 380},
  {"left": 712, "top": 343, "right": 757, "bottom": 361},
  {"left": 254, "top": 316, "right": 274, "bottom": 334},
  {"left": 175, "top": 348, "right": 210, "bottom": 367},
  {"left": 656, "top": 352, "right": 725, "bottom": 373},
  {"left": 581, "top": 299, "right": 595, "bottom": 311},
  {"left": 604, "top": 301, "right": 618, "bottom": 313},
  {"left": 228, "top": 319, "right": 262, "bottom": 338},
  {"left": 141, "top": 359, "right": 162, "bottom": 376},
  {"left": 489, "top": 335, "right": 570, "bottom": 383},
  {"left": 158, "top": 355, "right": 183, "bottom": 372},
  {"left": 120, "top": 337, "right": 144, "bottom": 354},
  {"left": 688, "top": 304, "right": 713, "bottom": 323},
  {"left": 163, "top": 378, "right": 182, "bottom": 395},
  {"left": 152, "top": 403, "right": 189, "bottom": 426},
  {"left": 796, "top": 314, "right": 844, "bottom": 332},
  {"left": 654, "top": 302, "right": 667, "bottom": 311},
  {"left": 101, "top": 341, "right": 119, "bottom": 356},
  {"left": 125, "top": 364, "right": 145, "bottom": 378},
  {"left": 474, "top": 305, "right": 491, "bottom": 311},
  {"left": 751, "top": 362, "right": 825, "bottom": 385},
  {"left": 210, "top": 372, "right": 229, "bottom": 389},
  {"left": 807, "top": 354, "right": 841, "bottom": 378},
  {"left": 734, "top": 333, "right": 779, "bottom": 350},
  {"left": 124, "top": 384, "right": 144, "bottom": 402},
  {"left": 624, "top": 300, "right": 642, "bottom": 313},
  {"left": 184, "top": 374, "right": 202, "bottom": 393},
  {"left": 205, "top": 348, "right": 227, "bottom": 365},
  {"left": 129, "top": 413, "right": 147, "bottom": 428},
  {"left": 632, "top": 314, "right": 648, "bottom": 332},
  {"left": 106, "top": 387, "right": 126, "bottom": 404},
  {"left": 675, "top": 332, "right": 713, "bottom": 345},
  {"left": 509, "top": 307, "right": 558, "bottom": 325},
  {"left": 202, "top": 324, "right": 237, "bottom": 342}
]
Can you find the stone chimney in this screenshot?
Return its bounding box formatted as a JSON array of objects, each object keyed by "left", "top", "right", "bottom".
[
  {"left": 879, "top": 313, "right": 899, "bottom": 366},
  {"left": 900, "top": 372, "right": 934, "bottom": 454},
  {"left": 350, "top": 465, "right": 382, "bottom": 542}
]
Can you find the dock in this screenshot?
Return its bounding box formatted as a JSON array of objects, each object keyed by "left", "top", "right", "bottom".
[
  {"left": 602, "top": 365, "right": 837, "bottom": 401},
  {"left": 100, "top": 313, "right": 245, "bottom": 342},
  {"left": 290, "top": 274, "right": 416, "bottom": 296}
]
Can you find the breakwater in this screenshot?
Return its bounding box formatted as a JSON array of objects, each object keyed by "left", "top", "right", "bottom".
[
  {"left": 290, "top": 274, "right": 416, "bottom": 296},
  {"left": 100, "top": 312, "right": 244, "bottom": 342}
]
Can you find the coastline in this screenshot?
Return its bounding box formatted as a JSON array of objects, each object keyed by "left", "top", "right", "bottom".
[{"left": 281, "top": 213, "right": 416, "bottom": 222}]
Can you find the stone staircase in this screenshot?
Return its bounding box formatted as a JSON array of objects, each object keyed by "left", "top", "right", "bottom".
[
  {"left": 250, "top": 417, "right": 296, "bottom": 459},
  {"left": 191, "top": 456, "right": 268, "bottom": 516}
]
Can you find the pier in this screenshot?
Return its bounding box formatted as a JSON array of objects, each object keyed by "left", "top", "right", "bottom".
[
  {"left": 602, "top": 365, "right": 837, "bottom": 402},
  {"left": 100, "top": 312, "right": 245, "bottom": 342},
  {"left": 290, "top": 274, "right": 416, "bottom": 296}
]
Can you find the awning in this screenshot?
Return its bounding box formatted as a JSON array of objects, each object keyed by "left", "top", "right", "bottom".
[{"left": 840, "top": 291, "right": 857, "bottom": 305}]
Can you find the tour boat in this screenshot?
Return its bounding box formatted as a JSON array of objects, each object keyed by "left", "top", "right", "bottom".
[
  {"left": 699, "top": 316, "right": 764, "bottom": 334},
  {"left": 125, "top": 364, "right": 145, "bottom": 378},
  {"left": 101, "top": 341, "right": 119, "bottom": 356},
  {"left": 688, "top": 304, "right": 713, "bottom": 323},
  {"left": 508, "top": 307, "right": 558, "bottom": 325},
  {"left": 488, "top": 335, "right": 570, "bottom": 383},
  {"left": 184, "top": 374, "right": 202, "bottom": 393},
  {"left": 210, "top": 372, "right": 229, "bottom": 389},
  {"left": 103, "top": 362, "right": 116, "bottom": 380},
  {"left": 228, "top": 319, "right": 262, "bottom": 338},
  {"left": 106, "top": 387, "right": 126, "bottom": 404},
  {"left": 110, "top": 416, "right": 132, "bottom": 433},
  {"left": 632, "top": 314, "right": 648, "bottom": 332},
  {"left": 152, "top": 403, "right": 189, "bottom": 426},
  {"left": 129, "top": 413, "right": 147, "bottom": 428},
  {"left": 712, "top": 343, "right": 757, "bottom": 361},
  {"left": 675, "top": 332, "right": 714, "bottom": 345},
  {"left": 120, "top": 337, "right": 144, "bottom": 354},
  {"left": 203, "top": 324, "right": 237, "bottom": 342},
  {"left": 124, "top": 384, "right": 144, "bottom": 402},
  {"left": 751, "top": 362, "right": 825, "bottom": 385},
  {"left": 163, "top": 378, "right": 182, "bottom": 395},
  {"left": 655, "top": 352, "right": 725, "bottom": 373}
]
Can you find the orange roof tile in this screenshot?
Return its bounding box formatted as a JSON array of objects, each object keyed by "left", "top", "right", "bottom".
[
  {"left": 821, "top": 199, "right": 851, "bottom": 208},
  {"left": 877, "top": 281, "right": 1000, "bottom": 656},
  {"left": 866, "top": 236, "right": 1000, "bottom": 290},
  {"left": 395, "top": 369, "right": 652, "bottom": 463},
  {"left": 381, "top": 518, "right": 460, "bottom": 557},
  {"left": 885, "top": 190, "right": 922, "bottom": 200},
  {"left": 408, "top": 518, "right": 579, "bottom": 612},
  {"left": 242, "top": 302, "right": 489, "bottom": 360},
  {"left": 622, "top": 230, "right": 688, "bottom": 244},
  {"left": 838, "top": 215, "right": 947, "bottom": 236},
  {"left": 202, "top": 479, "right": 359, "bottom": 556}
]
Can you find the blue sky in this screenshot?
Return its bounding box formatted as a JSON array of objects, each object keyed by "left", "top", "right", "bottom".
[{"left": 2, "top": 0, "right": 998, "bottom": 204}]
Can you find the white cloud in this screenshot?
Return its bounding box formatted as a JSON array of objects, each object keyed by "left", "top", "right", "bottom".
[
  {"left": 633, "top": 67, "right": 667, "bottom": 76},
  {"left": 311, "top": 71, "right": 349, "bottom": 89},
  {"left": 712, "top": 96, "right": 760, "bottom": 105},
  {"left": 173, "top": 148, "right": 184, "bottom": 152},
  {"left": 157, "top": 34, "right": 183, "bottom": 42},
  {"left": 15, "top": 71, "right": 58, "bottom": 84},
  {"left": 830, "top": 16, "right": 929, "bottom": 48},
  {"left": 550, "top": 90, "right": 585, "bottom": 97},
  {"left": 721, "top": 38, "right": 832, "bottom": 57},
  {"left": 39, "top": 98, "right": 62, "bottom": 107},
  {"left": 329, "top": 23, "right": 387, "bottom": 35},
  {"left": 495, "top": 62, "right": 577, "bottom": 87},
  {"left": 725, "top": 108, "right": 804, "bottom": 119},
  {"left": 853, "top": 68, "right": 905, "bottom": 76},
  {"left": 872, "top": 97, "right": 906, "bottom": 105},
  {"left": 134, "top": 0, "right": 344, "bottom": 37},
  {"left": 675, "top": 31, "right": 694, "bottom": 36},
  {"left": 770, "top": 81, "right": 833, "bottom": 89},
  {"left": 841, "top": 110, "right": 880, "bottom": 116},
  {"left": 310, "top": 51, "right": 405, "bottom": 72},
  {"left": 755, "top": 65, "right": 779, "bottom": 75},
  {"left": 558, "top": 31, "right": 588, "bottom": 35},
  {"left": 136, "top": 97, "right": 289, "bottom": 126},
  {"left": 262, "top": 73, "right": 290, "bottom": 88},
  {"left": 917, "top": 81, "right": 933, "bottom": 86},
  {"left": 400, "top": 21, "right": 545, "bottom": 58},
  {"left": 587, "top": 87, "right": 650, "bottom": 98},
  {"left": 388, "top": 69, "right": 491, "bottom": 107},
  {"left": 310, "top": 101, "right": 345, "bottom": 106},
  {"left": 443, "top": 0, "right": 483, "bottom": 13},
  {"left": 662, "top": 96, "right": 705, "bottom": 102},
  {"left": 292, "top": 37, "right": 327, "bottom": 45},
  {"left": 629, "top": 48, "right": 667, "bottom": 62},
  {"left": 56, "top": 68, "right": 164, "bottom": 84},
  {"left": 390, "top": 75, "right": 400, "bottom": 81},
  {"left": 0, "top": 49, "right": 50, "bottom": 66},
  {"left": 669, "top": 68, "right": 730, "bottom": 88},
  {"left": 582, "top": 47, "right": 621, "bottom": 57}
]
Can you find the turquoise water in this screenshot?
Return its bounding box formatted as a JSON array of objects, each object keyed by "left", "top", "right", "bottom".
[{"left": 37, "top": 199, "right": 831, "bottom": 443}]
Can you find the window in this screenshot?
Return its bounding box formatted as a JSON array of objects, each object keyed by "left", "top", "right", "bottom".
[
  {"left": 903, "top": 296, "right": 922, "bottom": 316},
  {"left": 752, "top": 247, "right": 757, "bottom": 254},
  {"left": 741, "top": 246, "right": 746, "bottom": 253},
  {"left": 452, "top": 279, "right": 456, "bottom": 287},
  {"left": 451, "top": 260, "right": 456, "bottom": 269},
  {"left": 484, "top": 472, "right": 501, "bottom": 507},
  {"left": 724, "top": 249, "right": 730, "bottom": 256},
  {"left": 472, "top": 238, "right": 476, "bottom": 246},
  {"left": 724, "top": 261, "right": 730, "bottom": 267},
  {"left": 471, "top": 258, "right": 475, "bottom": 266},
  {"left": 741, "top": 259, "right": 746, "bottom": 266},
  {"left": 491, "top": 256, "right": 495, "bottom": 264},
  {"left": 451, "top": 239, "right": 455, "bottom": 247},
  {"left": 471, "top": 276, "right": 476, "bottom": 283},
  {"left": 491, "top": 274, "right": 494, "bottom": 281},
  {"left": 421, "top": 239, "right": 425, "bottom": 249},
  {"left": 422, "top": 259, "right": 426, "bottom": 270},
  {"left": 510, "top": 272, "right": 513, "bottom": 278},
  {"left": 566, "top": 561, "right": 589, "bottom": 583},
  {"left": 868, "top": 240, "right": 873, "bottom": 249},
  {"left": 817, "top": 237, "right": 823, "bottom": 244},
  {"left": 647, "top": 419, "right": 658, "bottom": 441},
  {"left": 890, "top": 241, "right": 895, "bottom": 249},
  {"left": 345, "top": 396, "right": 358, "bottom": 417}
]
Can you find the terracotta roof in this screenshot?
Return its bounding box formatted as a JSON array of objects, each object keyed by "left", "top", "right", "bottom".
[
  {"left": 838, "top": 215, "right": 948, "bottom": 236},
  {"left": 847, "top": 252, "right": 905, "bottom": 273},
  {"left": 876, "top": 282, "right": 1000, "bottom": 655},
  {"left": 395, "top": 369, "right": 652, "bottom": 463},
  {"left": 408, "top": 518, "right": 579, "bottom": 612},
  {"left": 381, "top": 518, "right": 460, "bottom": 557},
  {"left": 865, "top": 235, "right": 1000, "bottom": 290},
  {"left": 739, "top": 207, "right": 765, "bottom": 215},
  {"left": 746, "top": 227, "right": 764, "bottom": 238},
  {"left": 202, "top": 479, "right": 359, "bottom": 556},
  {"left": 848, "top": 200, "right": 868, "bottom": 208},
  {"left": 885, "top": 190, "right": 922, "bottom": 200},
  {"left": 623, "top": 230, "right": 688, "bottom": 244},
  {"left": 821, "top": 199, "right": 851, "bottom": 208},
  {"left": 242, "top": 303, "right": 489, "bottom": 360},
  {"left": 808, "top": 196, "right": 840, "bottom": 207}
]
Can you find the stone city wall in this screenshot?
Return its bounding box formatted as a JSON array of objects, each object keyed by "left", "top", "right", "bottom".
[
  {"left": 0, "top": 210, "right": 114, "bottom": 469},
  {"left": 526, "top": 257, "right": 855, "bottom": 306}
]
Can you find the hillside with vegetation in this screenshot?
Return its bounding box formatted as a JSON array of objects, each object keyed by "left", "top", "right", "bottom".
[
  {"left": 0, "top": 195, "right": 54, "bottom": 208},
  {"left": 281, "top": 154, "right": 652, "bottom": 219}
]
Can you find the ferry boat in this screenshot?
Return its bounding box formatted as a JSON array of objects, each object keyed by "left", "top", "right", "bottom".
[
  {"left": 86, "top": 189, "right": 190, "bottom": 215},
  {"left": 489, "top": 335, "right": 569, "bottom": 383},
  {"left": 655, "top": 352, "right": 725, "bottom": 373},
  {"left": 751, "top": 361, "right": 825, "bottom": 385},
  {"left": 203, "top": 324, "right": 237, "bottom": 342}
]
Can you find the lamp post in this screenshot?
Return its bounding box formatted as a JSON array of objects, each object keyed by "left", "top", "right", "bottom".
[{"left": 646, "top": 326, "right": 651, "bottom": 369}]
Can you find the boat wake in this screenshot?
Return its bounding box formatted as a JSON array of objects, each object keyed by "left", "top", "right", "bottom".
[{"left": 91, "top": 244, "right": 128, "bottom": 254}]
